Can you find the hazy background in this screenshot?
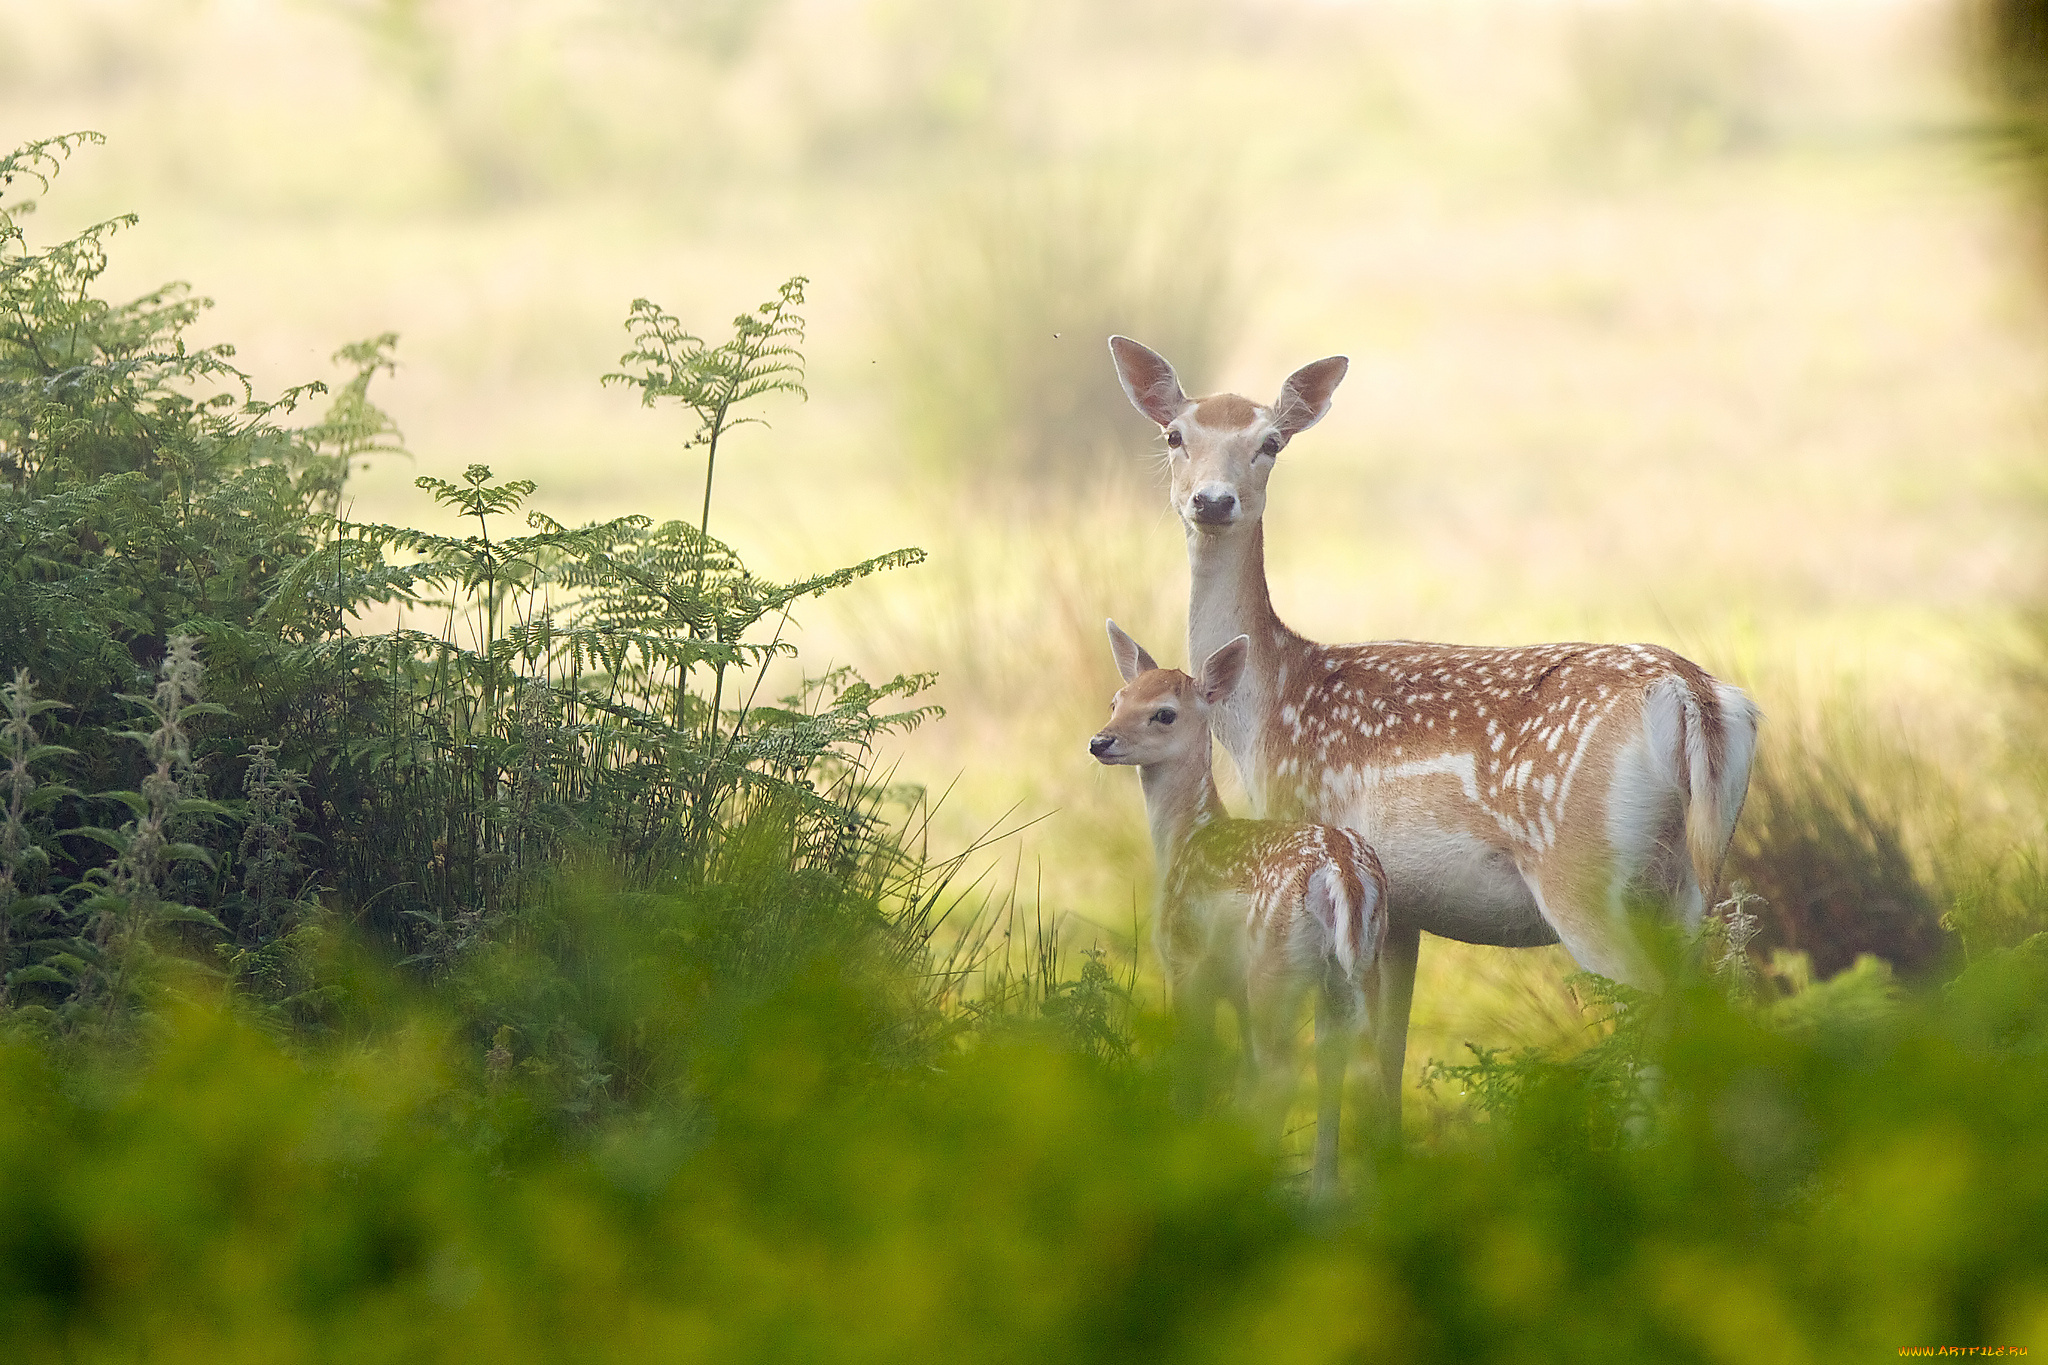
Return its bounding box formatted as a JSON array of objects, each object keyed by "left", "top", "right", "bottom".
[{"left": 7, "top": 0, "right": 2042, "bottom": 1086}]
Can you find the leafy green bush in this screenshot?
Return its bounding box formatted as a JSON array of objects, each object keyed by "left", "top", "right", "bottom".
[{"left": 0, "top": 132, "right": 935, "bottom": 1034}]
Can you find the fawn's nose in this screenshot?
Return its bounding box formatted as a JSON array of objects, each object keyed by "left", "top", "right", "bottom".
[
  {"left": 1188, "top": 485, "right": 1237, "bottom": 523},
  {"left": 1088, "top": 733, "right": 1116, "bottom": 758}
]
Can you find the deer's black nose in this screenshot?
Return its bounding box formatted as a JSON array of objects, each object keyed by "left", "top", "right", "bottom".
[
  {"left": 1089, "top": 734, "right": 1115, "bottom": 757},
  {"left": 1189, "top": 488, "right": 1237, "bottom": 521}
]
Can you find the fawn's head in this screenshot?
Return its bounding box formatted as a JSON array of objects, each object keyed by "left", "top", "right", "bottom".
[
  {"left": 1089, "top": 621, "right": 1250, "bottom": 768},
  {"left": 1107, "top": 336, "right": 1347, "bottom": 536}
]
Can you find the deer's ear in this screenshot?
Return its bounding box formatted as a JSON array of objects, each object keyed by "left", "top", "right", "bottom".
[
  {"left": 1106, "top": 619, "right": 1158, "bottom": 683},
  {"left": 1197, "top": 635, "right": 1251, "bottom": 704},
  {"left": 1108, "top": 336, "right": 1188, "bottom": 426},
  {"left": 1273, "top": 356, "right": 1348, "bottom": 437}
]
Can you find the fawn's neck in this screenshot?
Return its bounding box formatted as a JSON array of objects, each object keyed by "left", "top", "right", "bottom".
[{"left": 1139, "top": 746, "right": 1230, "bottom": 877}]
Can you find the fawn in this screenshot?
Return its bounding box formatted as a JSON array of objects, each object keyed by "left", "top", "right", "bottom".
[{"left": 1090, "top": 619, "right": 1389, "bottom": 1197}]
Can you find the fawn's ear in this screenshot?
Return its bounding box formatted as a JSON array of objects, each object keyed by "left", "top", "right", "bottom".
[
  {"left": 1108, "top": 336, "right": 1189, "bottom": 427},
  {"left": 1105, "top": 619, "right": 1157, "bottom": 683},
  {"left": 1196, "top": 635, "right": 1251, "bottom": 704},
  {"left": 1273, "top": 355, "right": 1348, "bottom": 437}
]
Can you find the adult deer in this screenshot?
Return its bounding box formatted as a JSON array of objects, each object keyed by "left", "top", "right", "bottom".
[
  {"left": 1090, "top": 621, "right": 1388, "bottom": 1196},
  {"left": 1106, "top": 336, "right": 1760, "bottom": 1117}
]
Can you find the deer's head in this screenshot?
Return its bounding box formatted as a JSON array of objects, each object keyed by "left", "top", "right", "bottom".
[
  {"left": 1107, "top": 337, "right": 1347, "bottom": 536},
  {"left": 1089, "top": 620, "right": 1250, "bottom": 768}
]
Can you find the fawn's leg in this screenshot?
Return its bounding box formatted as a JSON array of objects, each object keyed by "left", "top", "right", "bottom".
[
  {"left": 1312, "top": 988, "right": 1345, "bottom": 1200},
  {"left": 1245, "top": 969, "right": 1306, "bottom": 1164},
  {"left": 1170, "top": 965, "right": 1225, "bottom": 1117}
]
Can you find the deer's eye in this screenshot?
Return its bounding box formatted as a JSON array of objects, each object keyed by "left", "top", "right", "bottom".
[
  {"left": 1152, "top": 709, "right": 1177, "bottom": 726},
  {"left": 1165, "top": 430, "right": 1184, "bottom": 449},
  {"left": 1258, "top": 435, "right": 1282, "bottom": 457}
]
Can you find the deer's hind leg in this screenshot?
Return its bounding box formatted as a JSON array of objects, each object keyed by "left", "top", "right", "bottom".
[{"left": 1523, "top": 731, "right": 1698, "bottom": 990}]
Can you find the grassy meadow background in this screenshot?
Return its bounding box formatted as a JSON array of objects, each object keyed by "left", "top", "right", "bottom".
[{"left": 5, "top": 0, "right": 2045, "bottom": 1107}]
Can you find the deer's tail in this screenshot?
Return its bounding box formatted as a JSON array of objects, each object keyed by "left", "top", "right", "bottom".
[{"left": 1668, "top": 676, "right": 1761, "bottom": 910}]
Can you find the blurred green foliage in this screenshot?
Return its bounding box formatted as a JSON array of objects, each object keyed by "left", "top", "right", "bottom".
[
  {"left": 1971, "top": 0, "right": 2048, "bottom": 228},
  {"left": 2, "top": 916, "right": 2046, "bottom": 1358},
  {"left": 1564, "top": 0, "right": 1789, "bottom": 166}
]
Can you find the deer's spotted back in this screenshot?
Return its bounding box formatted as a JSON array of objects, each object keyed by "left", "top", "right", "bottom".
[{"left": 1262, "top": 638, "right": 1726, "bottom": 853}]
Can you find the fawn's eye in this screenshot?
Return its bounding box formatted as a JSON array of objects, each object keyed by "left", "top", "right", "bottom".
[
  {"left": 1165, "top": 429, "right": 1183, "bottom": 449},
  {"left": 1152, "top": 708, "right": 1177, "bottom": 726},
  {"left": 1258, "top": 435, "right": 1282, "bottom": 457}
]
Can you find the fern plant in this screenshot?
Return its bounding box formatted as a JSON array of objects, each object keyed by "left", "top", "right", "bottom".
[{"left": 606, "top": 276, "right": 809, "bottom": 580}]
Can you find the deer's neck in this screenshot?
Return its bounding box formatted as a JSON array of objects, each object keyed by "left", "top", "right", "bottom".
[
  {"left": 1185, "top": 520, "right": 1306, "bottom": 805},
  {"left": 1139, "top": 751, "right": 1229, "bottom": 877},
  {"left": 1186, "top": 520, "right": 1288, "bottom": 661}
]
